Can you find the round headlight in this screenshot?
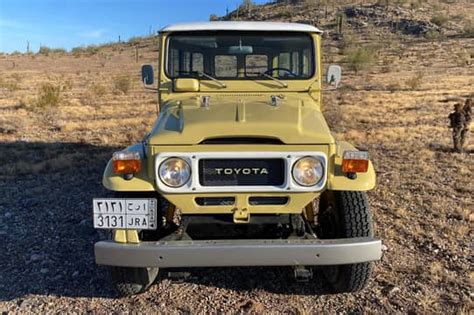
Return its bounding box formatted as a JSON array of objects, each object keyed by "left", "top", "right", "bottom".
[
  {"left": 292, "top": 156, "right": 324, "bottom": 187},
  {"left": 159, "top": 157, "right": 191, "bottom": 187}
]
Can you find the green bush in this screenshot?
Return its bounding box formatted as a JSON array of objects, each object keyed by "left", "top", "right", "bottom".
[
  {"left": 85, "top": 45, "right": 99, "bottom": 55},
  {"left": 113, "top": 75, "right": 131, "bottom": 94},
  {"left": 344, "top": 47, "right": 377, "bottom": 73},
  {"left": 431, "top": 14, "right": 449, "bottom": 27},
  {"left": 38, "top": 46, "right": 66, "bottom": 55},
  {"left": 51, "top": 48, "right": 66, "bottom": 54},
  {"left": 424, "top": 30, "right": 441, "bottom": 40},
  {"left": 464, "top": 21, "right": 474, "bottom": 37},
  {"left": 36, "top": 83, "right": 62, "bottom": 107},
  {"left": 71, "top": 47, "right": 84, "bottom": 57},
  {"left": 38, "top": 46, "right": 51, "bottom": 55}
]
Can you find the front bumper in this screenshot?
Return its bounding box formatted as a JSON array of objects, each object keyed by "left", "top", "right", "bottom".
[{"left": 95, "top": 237, "right": 382, "bottom": 268}]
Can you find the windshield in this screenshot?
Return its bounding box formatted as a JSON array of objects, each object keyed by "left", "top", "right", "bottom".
[{"left": 166, "top": 31, "right": 315, "bottom": 80}]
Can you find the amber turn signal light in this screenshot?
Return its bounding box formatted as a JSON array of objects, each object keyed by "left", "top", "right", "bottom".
[
  {"left": 342, "top": 151, "right": 369, "bottom": 173},
  {"left": 112, "top": 151, "right": 141, "bottom": 174}
]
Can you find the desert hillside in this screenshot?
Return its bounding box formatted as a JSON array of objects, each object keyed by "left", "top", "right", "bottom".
[{"left": 0, "top": 0, "right": 473, "bottom": 313}]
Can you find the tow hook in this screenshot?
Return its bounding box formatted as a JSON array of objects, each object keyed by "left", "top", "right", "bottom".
[
  {"left": 294, "top": 266, "right": 313, "bottom": 282},
  {"left": 232, "top": 207, "right": 250, "bottom": 223}
]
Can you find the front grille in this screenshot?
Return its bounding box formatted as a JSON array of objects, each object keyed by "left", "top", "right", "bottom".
[
  {"left": 195, "top": 197, "right": 235, "bottom": 206},
  {"left": 249, "top": 197, "right": 289, "bottom": 205},
  {"left": 199, "top": 158, "right": 285, "bottom": 186}
]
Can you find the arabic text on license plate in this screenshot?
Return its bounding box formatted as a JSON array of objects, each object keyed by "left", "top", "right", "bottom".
[{"left": 92, "top": 198, "right": 157, "bottom": 230}]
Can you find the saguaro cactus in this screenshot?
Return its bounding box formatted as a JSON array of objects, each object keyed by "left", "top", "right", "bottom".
[{"left": 337, "top": 14, "right": 345, "bottom": 34}]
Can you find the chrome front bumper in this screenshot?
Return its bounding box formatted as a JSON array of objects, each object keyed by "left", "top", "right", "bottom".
[{"left": 95, "top": 237, "right": 382, "bottom": 268}]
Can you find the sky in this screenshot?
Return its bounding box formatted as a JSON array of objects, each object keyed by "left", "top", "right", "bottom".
[{"left": 0, "top": 0, "right": 269, "bottom": 53}]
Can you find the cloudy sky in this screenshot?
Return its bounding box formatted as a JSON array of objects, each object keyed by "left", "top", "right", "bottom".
[{"left": 0, "top": 0, "right": 268, "bottom": 53}]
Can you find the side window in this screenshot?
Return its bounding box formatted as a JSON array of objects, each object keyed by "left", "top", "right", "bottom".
[
  {"left": 215, "top": 55, "right": 237, "bottom": 77},
  {"left": 302, "top": 49, "right": 311, "bottom": 76},
  {"left": 291, "top": 52, "right": 300, "bottom": 75},
  {"left": 169, "top": 51, "right": 202, "bottom": 76},
  {"left": 169, "top": 48, "right": 179, "bottom": 77},
  {"left": 192, "top": 53, "right": 204, "bottom": 73},
  {"left": 181, "top": 52, "right": 191, "bottom": 73},
  {"left": 279, "top": 52, "right": 290, "bottom": 70},
  {"left": 246, "top": 55, "right": 268, "bottom": 76}
]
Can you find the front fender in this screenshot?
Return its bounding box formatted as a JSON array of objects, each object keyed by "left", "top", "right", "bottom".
[
  {"left": 327, "top": 141, "right": 376, "bottom": 191},
  {"left": 102, "top": 143, "right": 155, "bottom": 191}
]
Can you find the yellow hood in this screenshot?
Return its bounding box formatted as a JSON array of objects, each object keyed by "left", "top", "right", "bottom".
[{"left": 147, "top": 95, "right": 334, "bottom": 145}]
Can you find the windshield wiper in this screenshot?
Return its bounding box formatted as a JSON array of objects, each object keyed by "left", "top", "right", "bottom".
[
  {"left": 197, "top": 71, "right": 226, "bottom": 88},
  {"left": 257, "top": 72, "right": 288, "bottom": 88},
  {"left": 177, "top": 70, "right": 226, "bottom": 88}
]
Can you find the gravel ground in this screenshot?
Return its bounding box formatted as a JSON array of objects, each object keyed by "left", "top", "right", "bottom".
[
  {"left": 0, "top": 141, "right": 381, "bottom": 313},
  {"left": 0, "top": 139, "right": 470, "bottom": 313}
]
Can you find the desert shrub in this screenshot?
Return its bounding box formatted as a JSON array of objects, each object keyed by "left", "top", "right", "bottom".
[
  {"left": 406, "top": 73, "right": 423, "bottom": 90},
  {"left": 0, "top": 78, "right": 19, "bottom": 92},
  {"left": 128, "top": 36, "right": 144, "bottom": 45},
  {"left": 71, "top": 46, "right": 85, "bottom": 57},
  {"left": 464, "top": 21, "right": 474, "bottom": 37},
  {"left": 63, "top": 79, "right": 73, "bottom": 91},
  {"left": 455, "top": 51, "right": 470, "bottom": 66},
  {"left": 339, "top": 34, "right": 356, "bottom": 54},
  {"left": 381, "top": 65, "right": 392, "bottom": 73},
  {"left": 238, "top": 0, "right": 254, "bottom": 11},
  {"left": 113, "top": 75, "right": 131, "bottom": 94},
  {"left": 424, "top": 30, "right": 441, "bottom": 40},
  {"left": 90, "top": 83, "right": 107, "bottom": 97},
  {"left": 84, "top": 45, "right": 99, "bottom": 55},
  {"left": 11, "top": 73, "right": 22, "bottom": 83},
  {"left": 305, "top": 0, "right": 319, "bottom": 6},
  {"left": 431, "top": 14, "right": 448, "bottom": 27},
  {"left": 38, "top": 46, "right": 66, "bottom": 55},
  {"left": 387, "top": 82, "right": 402, "bottom": 93},
  {"left": 36, "top": 83, "right": 62, "bottom": 107},
  {"left": 344, "top": 47, "right": 377, "bottom": 73},
  {"left": 38, "top": 46, "right": 51, "bottom": 55},
  {"left": 51, "top": 48, "right": 66, "bottom": 54}
]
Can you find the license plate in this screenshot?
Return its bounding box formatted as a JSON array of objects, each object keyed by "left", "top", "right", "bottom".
[{"left": 93, "top": 198, "right": 157, "bottom": 230}]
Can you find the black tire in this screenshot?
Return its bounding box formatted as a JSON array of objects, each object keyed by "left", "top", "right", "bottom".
[
  {"left": 317, "top": 190, "right": 374, "bottom": 293},
  {"left": 111, "top": 266, "right": 159, "bottom": 296},
  {"left": 101, "top": 191, "right": 163, "bottom": 296}
]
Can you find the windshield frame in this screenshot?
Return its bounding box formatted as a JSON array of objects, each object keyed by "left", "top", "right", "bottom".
[{"left": 164, "top": 31, "right": 316, "bottom": 81}]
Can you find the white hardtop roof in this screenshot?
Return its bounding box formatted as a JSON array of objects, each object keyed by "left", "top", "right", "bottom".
[{"left": 161, "top": 21, "right": 323, "bottom": 34}]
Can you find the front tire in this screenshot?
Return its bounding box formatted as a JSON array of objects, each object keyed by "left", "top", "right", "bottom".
[
  {"left": 111, "top": 266, "right": 159, "bottom": 296},
  {"left": 102, "top": 191, "right": 163, "bottom": 296},
  {"left": 318, "top": 190, "right": 374, "bottom": 293}
]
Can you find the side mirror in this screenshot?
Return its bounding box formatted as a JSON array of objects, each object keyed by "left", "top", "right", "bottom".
[
  {"left": 326, "top": 65, "right": 342, "bottom": 88},
  {"left": 141, "top": 64, "right": 154, "bottom": 85}
]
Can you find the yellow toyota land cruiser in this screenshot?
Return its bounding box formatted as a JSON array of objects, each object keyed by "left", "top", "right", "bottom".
[{"left": 93, "top": 21, "right": 381, "bottom": 296}]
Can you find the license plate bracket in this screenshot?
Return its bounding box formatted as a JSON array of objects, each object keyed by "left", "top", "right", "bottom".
[{"left": 93, "top": 198, "right": 157, "bottom": 230}]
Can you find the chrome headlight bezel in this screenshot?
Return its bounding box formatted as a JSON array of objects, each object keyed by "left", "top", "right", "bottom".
[
  {"left": 155, "top": 152, "right": 327, "bottom": 193},
  {"left": 291, "top": 156, "right": 325, "bottom": 187},
  {"left": 158, "top": 157, "right": 191, "bottom": 188}
]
